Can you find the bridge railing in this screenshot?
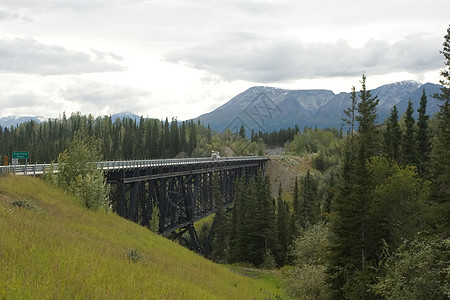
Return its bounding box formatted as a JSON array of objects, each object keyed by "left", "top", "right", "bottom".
[
  {"left": 0, "top": 156, "right": 268, "bottom": 175},
  {"left": 0, "top": 163, "right": 58, "bottom": 176}
]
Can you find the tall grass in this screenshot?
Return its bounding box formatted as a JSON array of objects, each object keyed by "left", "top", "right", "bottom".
[{"left": 0, "top": 175, "right": 286, "bottom": 299}]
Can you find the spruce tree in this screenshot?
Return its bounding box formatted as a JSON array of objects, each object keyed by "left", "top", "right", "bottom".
[
  {"left": 383, "top": 105, "right": 401, "bottom": 162},
  {"left": 400, "top": 101, "right": 418, "bottom": 166},
  {"left": 244, "top": 174, "right": 279, "bottom": 267},
  {"left": 355, "top": 73, "right": 380, "bottom": 158},
  {"left": 276, "top": 184, "right": 289, "bottom": 266},
  {"left": 329, "top": 74, "right": 380, "bottom": 299},
  {"left": 227, "top": 176, "right": 248, "bottom": 263},
  {"left": 239, "top": 124, "right": 246, "bottom": 139},
  {"left": 289, "top": 177, "right": 301, "bottom": 241},
  {"left": 342, "top": 85, "right": 357, "bottom": 143},
  {"left": 300, "top": 170, "right": 319, "bottom": 229},
  {"left": 416, "top": 89, "right": 431, "bottom": 176},
  {"left": 211, "top": 176, "right": 228, "bottom": 262}
]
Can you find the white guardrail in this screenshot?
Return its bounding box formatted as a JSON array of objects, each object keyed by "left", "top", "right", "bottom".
[{"left": 0, "top": 156, "right": 268, "bottom": 176}]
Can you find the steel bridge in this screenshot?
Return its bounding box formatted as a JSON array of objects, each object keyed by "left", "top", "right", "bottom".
[
  {"left": 105, "top": 156, "right": 268, "bottom": 252},
  {"left": 1, "top": 156, "right": 268, "bottom": 251}
]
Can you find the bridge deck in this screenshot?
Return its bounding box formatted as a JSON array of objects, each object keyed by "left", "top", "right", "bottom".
[{"left": 0, "top": 156, "right": 268, "bottom": 176}]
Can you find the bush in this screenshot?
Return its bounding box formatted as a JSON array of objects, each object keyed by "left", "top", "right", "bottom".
[
  {"left": 372, "top": 236, "right": 449, "bottom": 300},
  {"left": 46, "top": 130, "right": 109, "bottom": 210}
]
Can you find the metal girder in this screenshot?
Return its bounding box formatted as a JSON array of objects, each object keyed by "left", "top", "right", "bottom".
[{"left": 106, "top": 157, "right": 267, "bottom": 253}]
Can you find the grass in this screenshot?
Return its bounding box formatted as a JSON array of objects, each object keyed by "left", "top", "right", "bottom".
[{"left": 0, "top": 175, "right": 287, "bottom": 299}]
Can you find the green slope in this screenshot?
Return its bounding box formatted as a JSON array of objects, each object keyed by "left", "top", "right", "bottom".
[{"left": 0, "top": 176, "right": 286, "bottom": 299}]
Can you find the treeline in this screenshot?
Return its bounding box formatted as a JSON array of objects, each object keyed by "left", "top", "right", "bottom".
[
  {"left": 0, "top": 112, "right": 269, "bottom": 164},
  {"left": 251, "top": 125, "right": 300, "bottom": 145},
  {"left": 0, "top": 113, "right": 202, "bottom": 163}
]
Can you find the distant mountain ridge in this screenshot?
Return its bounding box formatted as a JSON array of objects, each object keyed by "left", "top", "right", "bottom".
[
  {"left": 0, "top": 116, "right": 45, "bottom": 128},
  {"left": 0, "top": 112, "right": 142, "bottom": 128},
  {"left": 195, "top": 81, "right": 442, "bottom": 133},
  {"left": 1, "top": 81, "right": 443, "bottom": 131}
]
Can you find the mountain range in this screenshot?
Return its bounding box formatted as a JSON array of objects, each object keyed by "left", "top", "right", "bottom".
[
  {"left": 1, "top": 81, "right": 443, "bottom": 132},
  {"left": 0, "top": 112, "right": 140, "bottom": 129},
  {"left": 195, "top": 81, "right": 442, "bottom": 133}
]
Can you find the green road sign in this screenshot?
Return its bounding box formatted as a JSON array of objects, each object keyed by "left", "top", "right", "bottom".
[{"left": 12, "top": 151, "right": 29, "bottom": 159}]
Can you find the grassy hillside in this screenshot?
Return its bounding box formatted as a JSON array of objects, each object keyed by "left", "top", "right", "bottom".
[{"left": 0, "top": 175, "right": 286, "bottom": 299}]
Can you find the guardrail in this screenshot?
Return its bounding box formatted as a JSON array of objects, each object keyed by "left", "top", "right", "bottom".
[{"left": 0, "top": 156, "right": 268, "bottom": 176}]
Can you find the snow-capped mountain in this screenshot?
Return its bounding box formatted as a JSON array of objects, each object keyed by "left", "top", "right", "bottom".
[
  {"left": 194, "top": 81, "right": 442, "bottom": 133},
  {"left": 0, "top": 116, "right": 45, "bottom": 128}
]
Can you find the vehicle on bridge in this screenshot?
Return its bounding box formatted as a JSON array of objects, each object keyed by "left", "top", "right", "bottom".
[{"left": 210, "top": 151, "right": 220, "bottom": 159}]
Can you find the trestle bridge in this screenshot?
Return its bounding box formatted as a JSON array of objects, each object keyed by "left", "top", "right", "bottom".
[{"left": 1, "top": 156, "right": 268, "bottom": 251}]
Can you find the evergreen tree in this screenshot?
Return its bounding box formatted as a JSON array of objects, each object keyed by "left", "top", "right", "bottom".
[
  {"left": 170, "top": 117, "right": 179, "bottom": 156},
  {"left": 416, "top": 89, "right": 431, "bottom": 176},
  {"left": 162, "top": 117, "right": 170, "bottom": 157},
  {"left": 210, "top": 176, "right": 228, "bottom": 262},
  {"left": 179, "top": 121, "right": 187, "bottom": 154},
  {"left": 400, "top": 101, "right": 418, "bottom": 166},
  {"left": 355, "top": 73, "right": 380, "bottom": 158},
  {"left": 322, "top": 171, "right": 335, "bottom": 216},
  {"left": 383, "top": 105, "right": 401, "bottom": 162},
  {"left": 342, "top": 85, "right": 357, "bottom": 142},
  {"left": 227, "top": 176, "right": 248, "bottom": 263},
  {"left": 289, "top": 177, "right": 301, "bottom": 241},
  {"left": 239, "top": 124, "right": 246, "bottom": 139},
  {"left": 329, "top": 74, "right": 381, "bottom": 299},
  {"left": 300, "top": 170, "right": 319, "bottom": 229},
  {"left": 276, "top": 184, "right": 289, "bottom": 265}
]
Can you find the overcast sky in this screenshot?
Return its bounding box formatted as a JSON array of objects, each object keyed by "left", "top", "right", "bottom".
[{"left": 0, "top": 0, "right": 449, "bottom": 120}]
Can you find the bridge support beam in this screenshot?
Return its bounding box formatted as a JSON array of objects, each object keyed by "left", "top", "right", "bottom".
[{"left": 106, "top": 157, "right": 268, "bottom": 253}]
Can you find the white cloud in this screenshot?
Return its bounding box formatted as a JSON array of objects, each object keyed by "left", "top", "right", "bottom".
[
  {"left": 0, "top": 0, "right": 449, "bottom": 120},
  {"left": 165, "top": 32, "right": 442, "bottom": 83},
  {"left": 0, "top": 38, "right": 125, "bottom": 75}
]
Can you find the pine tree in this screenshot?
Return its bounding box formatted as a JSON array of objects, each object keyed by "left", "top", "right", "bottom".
[
  {"left": 383, "top": 105, "right": 401, "bottom": 162},
  {"left": 400, "top": 101, "right": 418, "bottom": 166},
  {"left": 416, "top": 89, "right": 431, "bottom": 176}
]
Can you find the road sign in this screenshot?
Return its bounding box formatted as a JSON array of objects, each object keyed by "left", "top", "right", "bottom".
[
  {"left": 12, "top": 151, "right": 29, "bottom": 159},
  {"left": 12, "top": 158, "right": 18, "bottom": 165}
]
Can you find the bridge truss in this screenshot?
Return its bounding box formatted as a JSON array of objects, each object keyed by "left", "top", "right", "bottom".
[{"left": 105, "top": 157, "right": 268, "bottom": 252}]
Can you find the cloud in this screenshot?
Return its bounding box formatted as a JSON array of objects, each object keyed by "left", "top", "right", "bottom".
[
  {"left": 59, "top": 79, "right": 152, "bottom": 113},
  {"left": 0, "top": 38, "right": 125, "bottom": 75},
  {"left": 0, "top": 9, "right": 21, "bottom": 21},
  {"left": 165, "top": 32, "right": 443, "bottom": 83}
]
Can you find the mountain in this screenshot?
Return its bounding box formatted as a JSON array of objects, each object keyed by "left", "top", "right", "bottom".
[
  {"left": 0, "top": 115, "right": 45, "bottom": 128},
  {"left": 111, "top": 112, "right": 141, "bottom": 122},
  {"left": 0, "top": 112, "right": 142, "bottom": 128},
  {"left": 195, "top": 81, "right": 442, "bottom": 133}
]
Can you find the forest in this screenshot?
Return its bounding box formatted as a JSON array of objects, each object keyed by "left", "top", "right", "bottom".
[{"left": 1, "top": 26, "right": 449, "bottom": 300}]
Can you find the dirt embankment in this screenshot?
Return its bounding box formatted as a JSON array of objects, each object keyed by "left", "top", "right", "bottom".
[{"left": 265, "top": 155, "right": 313, "bottom": 197}]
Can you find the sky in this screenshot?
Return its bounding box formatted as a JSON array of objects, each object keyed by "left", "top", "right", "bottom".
[{"left": 0, "top": 0, "right": 449, "bottom": 120}]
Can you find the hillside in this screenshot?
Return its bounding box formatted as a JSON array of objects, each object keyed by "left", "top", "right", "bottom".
[
  {"left": 0, "top": 176, "right": 286, "bottom": 299},
  {"left": 195, "top": 81, "right": 442, "bottom": 132}
]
